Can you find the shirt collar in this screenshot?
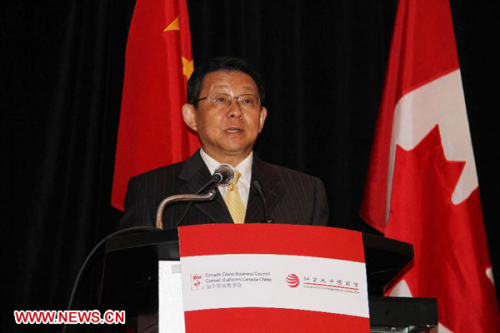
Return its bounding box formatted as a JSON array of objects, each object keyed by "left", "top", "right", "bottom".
[{"left": 199, "top": 149, "right": 253, "bottom": 183}]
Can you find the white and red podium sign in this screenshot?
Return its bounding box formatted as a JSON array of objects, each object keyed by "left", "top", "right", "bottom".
[{"left": 178, "top": 224, "right": 370, "bottom": 332}]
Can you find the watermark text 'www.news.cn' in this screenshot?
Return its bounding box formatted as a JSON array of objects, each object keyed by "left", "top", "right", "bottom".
[{"left": 14, "top": 310, "right": 125, "bottom": 325}]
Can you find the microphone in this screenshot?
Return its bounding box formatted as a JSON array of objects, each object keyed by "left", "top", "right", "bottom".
[
  {"left": 212, "top": 164, "right": 235, "bottom": 186},
  {"left": 252, "top": 181, "right": 275, "bottom": 223}
]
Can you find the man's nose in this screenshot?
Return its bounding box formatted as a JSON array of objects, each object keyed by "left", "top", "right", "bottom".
[{"left": 227, "top": 99, "right": 243, "bottom": 118}]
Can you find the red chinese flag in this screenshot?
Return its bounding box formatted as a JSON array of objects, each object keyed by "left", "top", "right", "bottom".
[
  {"left": 360, "top": 0, "right": 500, "bottom": 331},
  {"left": 112, "top": 0, "right": 200, "bottom": 210}
]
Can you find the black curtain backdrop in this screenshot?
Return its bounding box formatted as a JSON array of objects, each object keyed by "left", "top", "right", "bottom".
[{"left": 2, "top": 1, "right": 498, "bottom": 332}]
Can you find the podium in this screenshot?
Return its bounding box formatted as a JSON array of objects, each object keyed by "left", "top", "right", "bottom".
[{"left": 99, "top": 227, "right": 437, "bottom": 332}]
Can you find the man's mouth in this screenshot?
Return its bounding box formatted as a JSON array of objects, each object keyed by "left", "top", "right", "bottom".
[{"left": 226, "top": 128, "right": 242, "bottom": 133}]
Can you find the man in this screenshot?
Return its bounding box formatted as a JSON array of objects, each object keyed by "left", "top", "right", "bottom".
[{"left": 119, "top": 57, "right": 328, "bottom": 229}]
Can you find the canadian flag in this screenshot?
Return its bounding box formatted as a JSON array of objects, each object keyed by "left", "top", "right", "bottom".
[{"left": 360, "top": 0, "right": 500, "bottom": 331}]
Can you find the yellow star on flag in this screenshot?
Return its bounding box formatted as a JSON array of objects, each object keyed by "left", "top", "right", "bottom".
[
  {"left": 164, "top": 16, "right": 179, "bottom": 31},
  {"left": 182, "top": 57, "right": 194, "bottom": 79}
]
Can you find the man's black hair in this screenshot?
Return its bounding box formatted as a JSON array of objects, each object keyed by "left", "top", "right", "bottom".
[{"left": 187, "top": 56, "right": 266, "bottom": 108}]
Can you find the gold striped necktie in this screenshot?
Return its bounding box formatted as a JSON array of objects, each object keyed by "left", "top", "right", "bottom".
[{"left": 224, "top": 170, "right": 246, "bottom": 224}]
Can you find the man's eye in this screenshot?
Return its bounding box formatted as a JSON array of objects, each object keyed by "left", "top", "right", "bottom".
[
  {"left": 214, "top": 96, "right": 228, "bottom": 103},
  {"left": 241, "top": 96, "right": 257, "bottom": 105}
]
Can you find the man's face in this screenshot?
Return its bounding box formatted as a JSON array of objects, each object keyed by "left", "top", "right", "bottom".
[{"left": 182, "top": 70, "right": 267, "bottom": 166}]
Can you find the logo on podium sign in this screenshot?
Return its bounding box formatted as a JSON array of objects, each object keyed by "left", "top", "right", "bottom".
[
  {"left": 286, "top": 274, "right": 300, "bottom": 288},
  {"left": 191, "top": 274, "right": 203, "bottom": 290}
]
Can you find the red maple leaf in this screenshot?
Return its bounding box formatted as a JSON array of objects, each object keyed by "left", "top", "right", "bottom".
[{"left": 385, "top": 126, "right": 499, "bottom": 331}]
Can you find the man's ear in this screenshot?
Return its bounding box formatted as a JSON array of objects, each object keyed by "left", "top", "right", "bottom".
[
  {"left": 258, "top": 107, "right": 268, "bottom": 133},
  {"left": 182, "top": 103, "right": 198, "bottom": 132}
]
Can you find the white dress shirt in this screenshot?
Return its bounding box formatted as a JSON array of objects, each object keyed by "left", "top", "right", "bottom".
[{"left": 199, "top": 149, "right": 252, "bottom": 208}]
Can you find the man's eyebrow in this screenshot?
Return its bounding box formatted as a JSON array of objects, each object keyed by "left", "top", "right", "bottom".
[{"left": 240, "top": 86, "right": 256, "bottom": 92}]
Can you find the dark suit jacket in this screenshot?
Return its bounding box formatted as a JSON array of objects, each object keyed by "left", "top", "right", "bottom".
[{"left": 119, "top": 150, "right": 329, "bottom": 230}]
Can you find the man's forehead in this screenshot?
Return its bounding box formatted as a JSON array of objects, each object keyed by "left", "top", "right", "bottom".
[
  {"left": 201, "top": 70, "right": 258, "bottom": 92},
  {"left": 210, "top": 84, "right": 255, "bottom": 92}
]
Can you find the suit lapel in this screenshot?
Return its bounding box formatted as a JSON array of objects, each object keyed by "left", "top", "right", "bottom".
[
  {"left": 178, "top": 151, "right": 233, "bottom": 223},
  {"left": 245, "top": 157, "right": 284, "bottom": 223}
]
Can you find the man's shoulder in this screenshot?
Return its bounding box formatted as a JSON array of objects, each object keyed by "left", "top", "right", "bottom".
[
  {"left": 130, "top": 150, "right": 203, "bottom": 182},
  {"left": 256, "top": 159, "right": 321, "bottom": 183},
  {"left": 130, "top": 160, "right": 186, "bottom": 182}
]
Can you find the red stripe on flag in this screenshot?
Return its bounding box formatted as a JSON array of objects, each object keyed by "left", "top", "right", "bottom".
[
  {"left": 112, "top": 0, "right": 199, "bottom": 211},
  {"left": 184, "top": 308, "right": 370, "bottom": 333},
  {"left": 179, "top": 224, "right": 365, "bottom": 263}
]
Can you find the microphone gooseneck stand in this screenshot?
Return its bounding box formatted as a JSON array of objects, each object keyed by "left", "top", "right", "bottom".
[{"left": 155, "top": 190, "right": 217, "bottom": 229}]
